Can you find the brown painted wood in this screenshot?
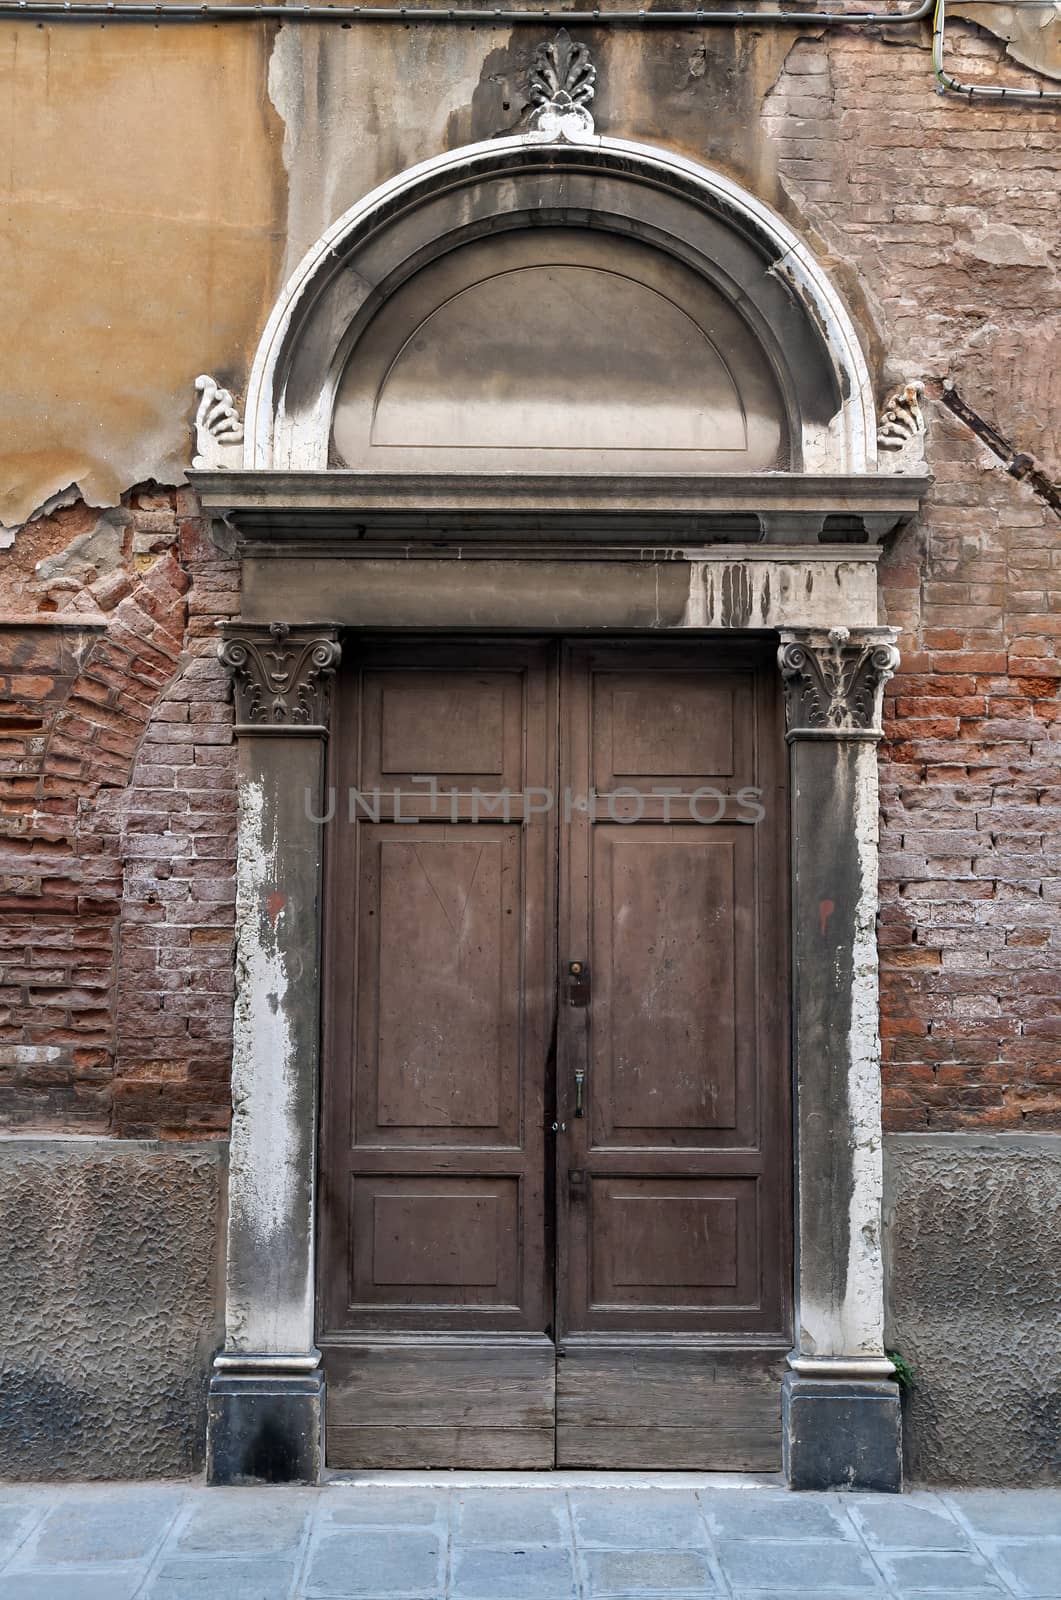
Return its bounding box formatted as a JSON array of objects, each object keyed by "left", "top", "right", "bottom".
[
  {"left": 319, "top": 637, "right": 790, "bottom": 1470},
  {"left": 319, "top": 639, "right": 557, "bottom": 1466},
  {"left": 554, "top": 641, "right": 790, "bottom": 1466}
]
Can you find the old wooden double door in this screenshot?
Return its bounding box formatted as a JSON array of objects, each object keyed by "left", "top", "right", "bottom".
[{"left": 319, "top": 638, "right": 791, "bottom": 1469}]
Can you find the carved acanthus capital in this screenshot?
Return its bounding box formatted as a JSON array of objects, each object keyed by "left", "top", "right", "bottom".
[
  {"left": 877, "top": 380, "right": 926, "bottom": 471},
  {"left": 193, "top": 375, "right": 245, "bottom": 470},
  {"left": 528, "top": 29, "right": 596, "bottom": 140},
  {"left": 218, "top": 623, "right": 341, "bottom": 734},
  {"left": 779, "top": 627, "right": 900, "bottom": 740}
]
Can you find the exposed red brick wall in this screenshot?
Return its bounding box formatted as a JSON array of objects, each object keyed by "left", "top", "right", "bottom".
[
  {"left": 764, "top": 25, "right": 1061, "bottom": 1131},
  {"left": 0, "top": 487, "right": 238, "bottom": 1136}
]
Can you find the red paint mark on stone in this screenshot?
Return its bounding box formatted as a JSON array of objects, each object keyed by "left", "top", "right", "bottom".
[
  {"left": 266, "top": 891, "right": 286, "bottom": 927},
  {"left": 819, "top": 898, "right": 835, "bottom": 938}
]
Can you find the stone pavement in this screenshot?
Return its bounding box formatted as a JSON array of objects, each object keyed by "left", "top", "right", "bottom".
[{"left": 0, "top": 1477, "right": 1059, "bottom": 1600}]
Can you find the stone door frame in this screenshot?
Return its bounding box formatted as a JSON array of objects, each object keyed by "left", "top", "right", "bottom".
[
  {"left": 202, "top": 540, "right": 912, "bottom": 1491},
  {"left": 192, "top": 130, "right": 929, "bottom": 1489}
]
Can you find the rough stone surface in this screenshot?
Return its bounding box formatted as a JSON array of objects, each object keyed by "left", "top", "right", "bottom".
[
  {"left": 4, "top": 1482, "right": 1059, "bottom": 1599},
  {"left": 883, "top": 1132, "right": 1061, "bottom": 1485},
  {"left": 0, "top": 1137, "right": 225, "bottom": 1480}
]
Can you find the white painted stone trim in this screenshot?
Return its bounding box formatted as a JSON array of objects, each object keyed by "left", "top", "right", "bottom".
[{"left": 241, "top": 134, "right": 877, "bottom": 477}]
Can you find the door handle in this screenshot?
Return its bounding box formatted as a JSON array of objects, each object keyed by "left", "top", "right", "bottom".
[
  {"left": 567, "top": 960, "right": 591, "bottom": 1006},
  {"left": 574, "top": 1067, "right": 585, "bottom": 1119}
]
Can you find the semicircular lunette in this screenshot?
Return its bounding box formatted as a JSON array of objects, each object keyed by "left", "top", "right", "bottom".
[{"left": 331, "top": 227, "right": 789, "bottom": 474}]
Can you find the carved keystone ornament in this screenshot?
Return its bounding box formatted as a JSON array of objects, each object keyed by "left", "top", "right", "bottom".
[
  {"left": 779, "top": 627, "right": 901, "bottom": 738},
  {"left": 528, "top": 29, "right": 597, "bottom": 140},
  {"left": 218, "top": 623, "right": 342, "bottom": 733}
]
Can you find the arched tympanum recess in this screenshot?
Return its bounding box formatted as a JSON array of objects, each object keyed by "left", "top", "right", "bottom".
[{"left": 235, "top": 135, "right": 878, "bottom": 477}]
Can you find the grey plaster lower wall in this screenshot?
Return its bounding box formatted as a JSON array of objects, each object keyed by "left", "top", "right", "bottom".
[
  {"left": 0, "top": 1136, "right": 226, "bottom": 1480},
  {"left": 884, "top": 1132, "right": 1061, "bottom": 1487}
]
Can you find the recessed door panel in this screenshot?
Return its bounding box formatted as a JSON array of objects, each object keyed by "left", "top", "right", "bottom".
[{"left": 356, "top": 826, "right": 522, "bottom": 1143}]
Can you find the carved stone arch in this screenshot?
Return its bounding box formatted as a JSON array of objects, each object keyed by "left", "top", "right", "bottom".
[{"left": 240, "top": 136, "right": 878, "bottom": 476}]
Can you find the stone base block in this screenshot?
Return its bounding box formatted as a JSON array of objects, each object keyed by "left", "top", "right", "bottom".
[
  {"left": 783, "top": 1374, "right": 902, "bottom": 1492},
  {"left": 206, "top": 1370, "right": 324, "bottom": 1485}
]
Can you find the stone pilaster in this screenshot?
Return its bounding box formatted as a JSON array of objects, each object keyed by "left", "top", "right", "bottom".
[
  {"left": 779, "top": 625, "right": 903, "bottom": 1492},
  {"left": 206, "top": 623, "right": 340, "bottom": 1485}
]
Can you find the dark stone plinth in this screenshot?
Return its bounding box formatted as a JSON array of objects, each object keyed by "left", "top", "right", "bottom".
[
  {"left": 783, "top": 1374, "right": 902, "bottom": 1492},
  {"left": 206, "top": 1370, "right": 323, "bottom": 1485}
]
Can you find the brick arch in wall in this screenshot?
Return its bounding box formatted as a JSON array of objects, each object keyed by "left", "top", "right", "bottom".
[
  {"left": 1, "top": 490, "right": 240, "bottom": 1136},
  {"left": 111, "top": 642, "right": 236, "bottom": 1139}
]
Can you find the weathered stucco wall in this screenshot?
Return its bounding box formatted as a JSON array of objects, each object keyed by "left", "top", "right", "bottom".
[
  {"left": 884, "top": 1132, "right": 1061, "bottom": 1485},
  {"left": 0, "top": 23, "right": 286, "bottom": 527},
  {"left": 0, "top": 1137, "right": 225, "bottom": 1479}
]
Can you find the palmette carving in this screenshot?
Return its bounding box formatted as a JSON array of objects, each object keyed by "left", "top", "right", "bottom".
[
  {"left": 219, "top": 623, "right": 341, "bottom": 730},
  {"left": 528, "top": 29, "right": 596, "bottom": 139},
  {"left": 779, "top": 626, "right": 900, "bottom": 736}
]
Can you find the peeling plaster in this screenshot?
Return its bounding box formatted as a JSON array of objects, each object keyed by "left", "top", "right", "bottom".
[
  {"left": 0, "top": 25, "right": 287, "bottom": 527},
  {"left": 227, "top": 776, "right": 310, "bottom": 1355},
  {"left": 844, "top": 743, "right": 888, "bottom": 1357}
]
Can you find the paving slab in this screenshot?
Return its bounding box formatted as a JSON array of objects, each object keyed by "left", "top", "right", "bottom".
[
  {"left": 989, "top": 1541, "right": 1061, "bottom": 1597},
  {"left": 715, "top": 1536, "right": 884, "bottom": 1590},
  {"left": 22, "top": 1492, "right": 182, "bottom": 1566},
  {"left": 876, "top": 1552, "right": 1006, "bottom": 1592},
  {"left": 0, "top": 1574, "right": 146, "bottom": 1600},
  {"left": 174, "top": 1488, "right": 314, "bottom": 1553},
  {"left": 581, "top": 1546, "right": 718, "bottom": 1596},
  {"left": 571, "top": 1491, "right": 709, "bottom": 1550},
  {"left": 450, "top": 1544, "right": 579, "bottom": 1600},
  {"left": 945, "top": 1492, "right": 1061, "bottom": 1540},
  {"left": 305, "top": 1528, "right": 444, "bottom": 1597},
  {"left": 699, "top": 1489, "right": 853, "bottom": 1542},
  {"left": 455, "top": 1488, "right": 570, "bottom": 1546},
  {"left": 323, "top": 1491, "right": 449, "bottom": 1529},
  {"left": 850, "top": 1497, "right": 974, "bottom": 1551},
  {"left": 144, "top": 1554, "right": 298, "bottom": 1600}
]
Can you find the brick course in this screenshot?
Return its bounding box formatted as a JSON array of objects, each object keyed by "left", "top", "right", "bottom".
[{"left": 765, "top": 24, "right": 1061, "bottom": 1131}]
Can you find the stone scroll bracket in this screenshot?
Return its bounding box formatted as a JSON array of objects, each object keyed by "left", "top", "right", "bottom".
[
  {"left": 192, "top": 375, "right": 245, "bottom": 471},
  {"left": 207, "top": 622, "right": 340, "bottom": 1486},
  {"left": 778, "top": 625, "right": 903, "bottom": 1492}
]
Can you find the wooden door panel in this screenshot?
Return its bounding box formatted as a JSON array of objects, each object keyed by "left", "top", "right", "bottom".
[
  {"left": 356, "top": 826, "right": 522, "bottom": 1144},
  {"left": 320, "top": 641, "right": 555, "bottom": 1467},
  {"left": 591, "top": 826, "right": 751, "bottom": 1142},
  {"left": 556, "top": 641, "right": 789, "bottom": 1467},
  {"left": 321, "top": 636, "right": 789, "bottom": 1472},
  {"left": 362, "top": 668, "right": 526, "bottom": 790},
  {"left": 556, "top": 1347, "right": 786, "bottom": 1471},
  {"left": 327, "top": 1342, "right": 556, "bottom": 1469},
  {"left": 348, "top": 1175, "right": 521, "bottom": 1307},
  {"left": 588, "top": 1177, "right": 759, "bottom": 1309}
]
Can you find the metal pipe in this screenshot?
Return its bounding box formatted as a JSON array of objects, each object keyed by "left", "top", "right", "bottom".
[
  {"left": 933, "top": 0, "right": 1061, "bottom": 101},
  {"left": 0, "top": 0, "right": 936, "bottom": 26}
]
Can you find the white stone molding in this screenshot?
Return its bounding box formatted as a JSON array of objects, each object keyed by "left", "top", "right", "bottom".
[
  {"left": 193, "top": 374, "right": 245, "bottom": 470},
  {"left": 877, "top": 380, "right": 927, "bottom": 472},
  {"left": 238, "top": 136, "right": 879, "bottom": 476}
]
